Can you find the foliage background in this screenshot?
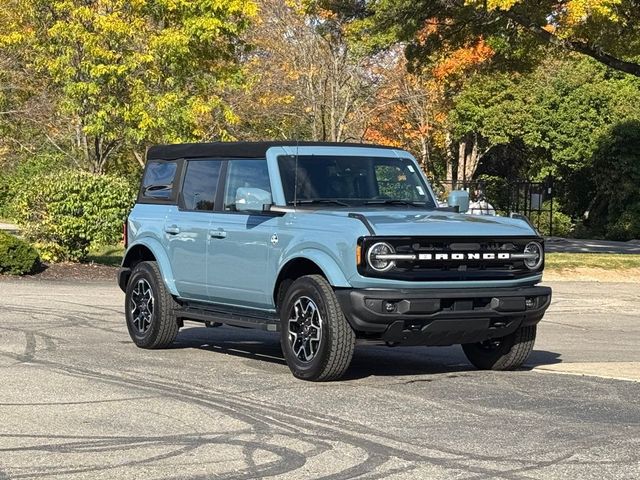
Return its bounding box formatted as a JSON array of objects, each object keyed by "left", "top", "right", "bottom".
[{"left": 0, "top": 0, "right": 639, "bottom": 257}]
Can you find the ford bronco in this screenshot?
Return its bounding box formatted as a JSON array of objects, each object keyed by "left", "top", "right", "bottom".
[{"left": 118, "top": 142, "right": 551, "bottom": 381}]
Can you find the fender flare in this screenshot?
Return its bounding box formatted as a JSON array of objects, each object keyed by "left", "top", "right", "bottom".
[
  {"left": 122, "top": 237, "right": 179, "bottom": 296},
  {"left": 277, "top": 248, "right": 352, "bottom": 288}
]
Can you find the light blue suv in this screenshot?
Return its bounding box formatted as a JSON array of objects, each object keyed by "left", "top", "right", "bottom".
[{"left": 118, "top": 142, "right": 551, "bottom": 381}]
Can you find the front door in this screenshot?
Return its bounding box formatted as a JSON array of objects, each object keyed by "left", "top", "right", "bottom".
[
  {"left": 165, "top": 159, "right": 222, "bottom": 301},
  {"left": 206, "top": 159, "right": 276, "bottom": 309}
]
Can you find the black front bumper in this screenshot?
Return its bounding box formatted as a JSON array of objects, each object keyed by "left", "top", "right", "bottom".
[{"left": 335, "top": 285, "right": 551, "bottom": 346}]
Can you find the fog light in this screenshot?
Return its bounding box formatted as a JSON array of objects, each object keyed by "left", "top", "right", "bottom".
[
  {"left": 384, "top": 301, "right": 397, "bottom": 313},
  {"left": 525, "top": 297, "right": 535, "bottom": 309}
]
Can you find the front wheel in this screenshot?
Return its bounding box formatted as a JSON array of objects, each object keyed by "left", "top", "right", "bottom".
[
  {"left": 125, "top": 261, "right": 179, "bottom": 349},
  {"left": 280, "top": 275, "right": 355, "bottom": 381},
  {"left": 462, "top": 325, "right": 537, "bottom": 370}
]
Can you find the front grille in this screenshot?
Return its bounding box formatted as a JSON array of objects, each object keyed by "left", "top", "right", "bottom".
[{"left": 358, "top": 236, "right": 543, "bottom": 281}]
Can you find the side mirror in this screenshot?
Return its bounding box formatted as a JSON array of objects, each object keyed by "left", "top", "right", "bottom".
[
  {"left": 447, "top": 190, "right": 470, "bottom": 214},
  {"left": 235, "top": 188, "right": 273, "bottom": 213}
]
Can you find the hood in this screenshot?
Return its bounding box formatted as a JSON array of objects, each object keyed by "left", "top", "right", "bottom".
[{"left": 319, "top": 209, "right": 537, "bottom": 237}]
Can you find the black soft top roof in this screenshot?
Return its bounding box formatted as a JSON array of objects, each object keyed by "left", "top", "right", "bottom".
[{"left": 146, "top": 141, "right": 396, "bottom": 161}]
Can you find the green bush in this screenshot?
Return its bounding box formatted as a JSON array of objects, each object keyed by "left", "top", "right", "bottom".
[
  {"left": 11, "top": 170, "right": 135, "bottom": 262},
  {"left": 606, "top": 203, "right": 640, "bottom": 241},
  {"left": 0, "top": 231, "right": 40, "bottom": 275},
  {"left": 529, "top": 202, "right": 574, "bottom": 237},
  {"left": 0, "top": 154, "right": 69, "bottom": 219}
]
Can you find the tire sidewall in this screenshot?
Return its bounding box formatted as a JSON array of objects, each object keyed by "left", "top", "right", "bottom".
[
  {"left": 280, "top": 277, "right": 333, "bottom": 380},
  {"left": 125, "top": 262, "right": 164, "bottom": 348}
]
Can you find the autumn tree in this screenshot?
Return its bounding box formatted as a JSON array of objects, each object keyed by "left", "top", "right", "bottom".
[
  {"left": 231, "top": 0, "right": 377, "bottom": 142},
  {"left": 328, "top": 0, "right": 640, "bottom": 77},
  {"left": 0, "top": 0, "right": 256, "bottom": 173}
]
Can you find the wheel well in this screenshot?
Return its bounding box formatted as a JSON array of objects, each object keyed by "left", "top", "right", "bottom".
[
  {"left": 119, "top": 245, "right": 157, "bottom": 292},
  {"left": 274, "top": 258, "right": 326, "bottom": 309},
  {"left": 123, "top": 244, "right": 156, "bottom": 269}
]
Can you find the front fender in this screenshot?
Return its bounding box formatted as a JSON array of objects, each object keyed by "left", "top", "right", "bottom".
[
  {"left": 279, "top": 248, "right": 352, "bottom": 288},
  {"left": 123, "top": 237, "right": 179, "bottom": 296}
]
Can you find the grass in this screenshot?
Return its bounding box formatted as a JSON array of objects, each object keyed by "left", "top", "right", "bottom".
[
  {"left": 545, "top": 253, "right": 640, "bottom": 270},
  {"left": 86, "top": 244, "right": 125, "bottom": 267}
]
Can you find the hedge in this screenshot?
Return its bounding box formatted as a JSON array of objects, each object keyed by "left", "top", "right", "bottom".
[{"left": 11, "top": 170, "right": 135, "bottom": 262}]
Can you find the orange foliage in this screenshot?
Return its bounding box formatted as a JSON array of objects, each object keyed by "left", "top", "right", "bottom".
[{"left": 432, "top": 39, "right": 494, "bottom": 80}]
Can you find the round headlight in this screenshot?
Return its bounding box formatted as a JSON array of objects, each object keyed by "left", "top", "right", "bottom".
[
  {"left": 367, "top": 242, "right": 396, "bottom": 272},
  {"left": 523, "top": 241, "right": 544, "bottom": 270}
]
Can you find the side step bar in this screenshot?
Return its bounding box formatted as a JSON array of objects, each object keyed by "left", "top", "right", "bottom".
[{"left": 175, "top": 302, "right": 280, "bottom": 332}]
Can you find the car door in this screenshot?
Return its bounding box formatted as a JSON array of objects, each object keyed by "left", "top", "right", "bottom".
[
  {"left": 165, "top": 159, "right": 222, "bottom": 301},
  {"left": 206, "top": 159, "right": 278, "bottom": 309}
]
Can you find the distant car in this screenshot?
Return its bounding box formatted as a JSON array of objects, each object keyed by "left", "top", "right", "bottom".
[{"left": 118, "top": 142, "right": 551, "bottom": 381}]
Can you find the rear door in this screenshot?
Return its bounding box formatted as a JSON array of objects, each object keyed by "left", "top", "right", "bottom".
[
  {"left": 165, "top": 159, "right": 222, "bottom": 301},
  {"left": 206, "top": 159, "right": 278, "bottom": 309}
]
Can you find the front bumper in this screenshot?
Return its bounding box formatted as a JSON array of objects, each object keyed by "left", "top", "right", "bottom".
[{"left": 335, "top": 285, "right": 551, "bottom": 346}]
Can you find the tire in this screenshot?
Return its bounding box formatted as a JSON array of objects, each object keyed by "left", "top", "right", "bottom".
[
  {"left": 280, "top": 275, "right": 355, "bottom": 381},
  {"left": 125, "top": 261, "right": 180, "bottom": 349},
  {"left": 462, "top": 325, "right": 537, "bottom": 371}
]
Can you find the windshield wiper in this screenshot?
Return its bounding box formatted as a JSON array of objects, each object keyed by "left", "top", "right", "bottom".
[
  {"left": 289, "top": 199, "right": 351, "bottom": 207},
  {"left": 365, "top": 199, "right": 427, "bottom": 207}
]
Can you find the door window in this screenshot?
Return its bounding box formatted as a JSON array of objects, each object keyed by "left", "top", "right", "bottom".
[
  {"left": 182, "top": 160, "right": 222, "bottom": 211},
  {"left": 223, "top": 160, "right": 271, "bottom": 211}
]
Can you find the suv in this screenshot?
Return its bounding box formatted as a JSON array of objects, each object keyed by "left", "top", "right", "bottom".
[{"left": 118, "top": 142, "right": 551, "bottom": 381}]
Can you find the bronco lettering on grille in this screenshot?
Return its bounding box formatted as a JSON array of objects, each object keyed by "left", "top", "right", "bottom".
[{"left": 417, "top": 252, "right": 511, "bottom": 261}]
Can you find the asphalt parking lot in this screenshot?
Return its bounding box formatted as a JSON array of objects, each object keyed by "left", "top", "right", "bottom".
[{"left": 0, "top": 279, "right": 638, "bottom": 479}]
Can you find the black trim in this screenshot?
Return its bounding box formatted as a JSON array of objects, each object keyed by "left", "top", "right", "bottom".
[
  {"left": 176, "top": 300, "right": 279, "bottom": 331},
  {"left": 118, "top": 267, "right": 131, "bottom": 292},
  {"left": 348, "top": 213, "right": 375, "bottom": 235},
  {"left": 335, "top": 285, "right": 551, "bottom": 345},
  {"left": 147, "top": 141, "right": 396, "bottom": 161}
]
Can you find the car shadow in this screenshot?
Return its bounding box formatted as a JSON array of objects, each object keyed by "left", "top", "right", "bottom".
[{"left": 170, "top": 325, "right": 563, "bottom": 380}]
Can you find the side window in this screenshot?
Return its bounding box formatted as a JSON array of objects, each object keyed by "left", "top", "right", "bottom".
[
  {"left": 223, "top": 160, "right": 271, "bottom": 211},
  {"left": 142, "top": 161, "right": 177, "bottom": 199},
  {"left": 181, "top": 160, "right": 222, "bottom": 211}
]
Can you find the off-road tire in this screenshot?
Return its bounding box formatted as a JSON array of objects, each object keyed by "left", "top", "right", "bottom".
[
  {"left": 125, "top": 261, "right": 179, "bottom": 349},
  {"left": 280, "top": 275, "right": 355, "bottom": 381},
  {"left": 462, "top": 325, "right": 537, "bottom": 370}
]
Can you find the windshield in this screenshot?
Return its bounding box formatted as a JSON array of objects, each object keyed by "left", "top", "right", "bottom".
[{"left": 278, "top": 155, "right": 436, "bottom": 208}]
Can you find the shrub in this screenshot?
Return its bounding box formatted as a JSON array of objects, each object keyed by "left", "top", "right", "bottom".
[
  {"left": 528, "top": 202, "right": 574, "bottom": 237},
  {"left": 0, "top": 231, "right": 40, "bottom": 275},
  {"left": 11, "top": 170, "right": 135, "bottom": 262},
  {"left": 0, "top": 154, "right": 69, "bottom": 219},
  {"left": 606, "top": 203, "right": 640, "bottom": 241}
]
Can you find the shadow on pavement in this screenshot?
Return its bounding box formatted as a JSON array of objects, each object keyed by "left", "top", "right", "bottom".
[
  {"left": 168, "top": 325, "right": 562, "bottom": 380},
  {"left": 524, "top": 349, "right": 563, "bottom": 367}
]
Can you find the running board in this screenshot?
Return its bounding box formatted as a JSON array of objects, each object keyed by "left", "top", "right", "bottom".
[{"left": 176, "top": 302, "right": 280, "bottom": 332}]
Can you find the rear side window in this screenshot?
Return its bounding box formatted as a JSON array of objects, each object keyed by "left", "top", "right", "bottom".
[
  {"left": 142, "top": 161, "right": 178, "bottom": 200},
  {"left": 182, "top": 160, "right": 222, "bottom": 211},
  {"left": 224, "top": 160, "right": 271, "bottom": 211}
]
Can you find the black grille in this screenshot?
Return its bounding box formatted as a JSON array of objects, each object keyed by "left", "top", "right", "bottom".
[{"left": 358, "top": 236, "right": 544, "bottom": 281}]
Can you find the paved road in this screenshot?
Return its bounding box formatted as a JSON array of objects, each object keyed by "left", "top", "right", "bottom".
[
  {"left": 545, "top": 237, "right": 640, "bottom": 254},
  {"left": 0, "top": 280, "right": 638, "bottom": 479}
]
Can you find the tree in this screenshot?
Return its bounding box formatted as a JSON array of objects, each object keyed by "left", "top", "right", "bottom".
[
  {"left": 0, "top": 0, "right": 256, "bottom": 173},
  {"left": 449, "top": 56, "right": 640, "bottom": 217},
  {"left": 231, "top": 0, "right": 377, "bottom": 142},
  {"left": 329, "top": 0, "right": 640, "bottom": 77}
]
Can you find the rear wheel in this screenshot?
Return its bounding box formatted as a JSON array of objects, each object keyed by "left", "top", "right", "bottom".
[
  {"left": 125, "top": 261, "right": 179, "bottom": 349},
  {"left": 462, "top": 325, "right": 537, "bottom": 370},
  {"left": 280, "top": 275, "right": 355, "bottom": 381}
]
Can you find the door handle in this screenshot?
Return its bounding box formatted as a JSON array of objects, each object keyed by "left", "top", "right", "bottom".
[
  {"left": 209, "top": 229, "right": 227, "bottom": 239},
  {"left": 164, "top": 225, "right": 180, "bottom": 235}
]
